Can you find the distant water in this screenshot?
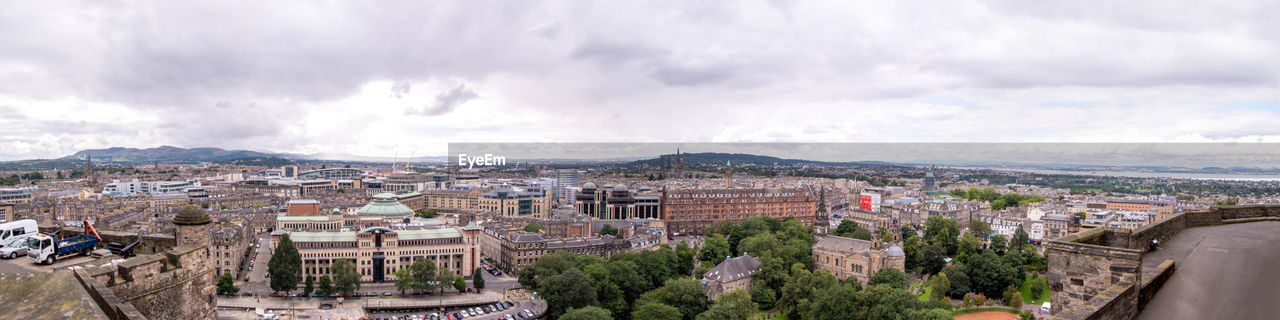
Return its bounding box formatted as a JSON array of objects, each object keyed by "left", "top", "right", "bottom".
[{"left": 974, "top": 167, "right": 1280, "bottom": 181}]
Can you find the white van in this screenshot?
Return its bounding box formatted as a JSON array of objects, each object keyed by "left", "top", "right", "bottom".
[{"left": 0, "top": 219, "right": 39, "bottom": 248}]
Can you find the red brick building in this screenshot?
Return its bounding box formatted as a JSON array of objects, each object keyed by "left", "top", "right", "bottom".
[{"left": 661, "top": 187, "right": 817, "bottom": 235}]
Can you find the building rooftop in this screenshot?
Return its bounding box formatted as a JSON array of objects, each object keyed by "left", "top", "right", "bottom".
[{"left": 703, "top": 254, "right": 761, "bottom": 283}]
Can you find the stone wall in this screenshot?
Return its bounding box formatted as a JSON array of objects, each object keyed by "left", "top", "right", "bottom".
[
  {"left": 1052, "top": 283, "right": 1139, "bottom": 320},
  {"left": 71, "top": 268, "right": 146, "bottom": 320},
  {"left": 1138, "top": 260, "right": 1176, "bottom": 312},
  {"left": 81, "top": 244, "right": 217, "bottom": 320},
  {"left": 1128, "top": 214, "right": 1185, "bottom": 253},
  {"left": 1046, "top": 228, "right": 1142, "bottom": 315}
]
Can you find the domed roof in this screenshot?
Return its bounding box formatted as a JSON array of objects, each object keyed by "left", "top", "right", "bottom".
[
  {"left": 357, "top": 197, "right": 414, "bottom": 217},
  {"left": 887, "top": 245, "right": 905, "bottom": 257},
  {"left": 331, "top": 208, "right": 343, "bottom": 215},
  {"left": 174, "top": 205, "right": 211, "bottom": 226},
  {"left": 583, "top": 182, "right": 597, "bottom": 189},
  {"left": 614, "top": 183, "right": 628, "bottom": 191}
]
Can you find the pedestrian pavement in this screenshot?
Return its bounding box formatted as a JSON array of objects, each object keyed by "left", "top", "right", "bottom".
[{"left": 218, "top": 290, "right": 507, "bottom": 310}]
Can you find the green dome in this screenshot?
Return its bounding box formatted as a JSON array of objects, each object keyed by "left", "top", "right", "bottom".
[{"left": 357, "top": 197, "right": 413, "bottom": 217}]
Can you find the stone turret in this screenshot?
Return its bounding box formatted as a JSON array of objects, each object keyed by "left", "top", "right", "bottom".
[{"left": 174, "top": 205, "right": 211, "bottom": 247}]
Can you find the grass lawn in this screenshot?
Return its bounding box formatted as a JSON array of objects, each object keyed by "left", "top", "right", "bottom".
[
  {"left": 1019, "top": 274, "right": 1050, "bottom": 304},
  {"left": 751, "top": 308, "right": 788, "bottom": 320},
  {"left": 918, "top": 284, "right": 933, "bottom": 302}
]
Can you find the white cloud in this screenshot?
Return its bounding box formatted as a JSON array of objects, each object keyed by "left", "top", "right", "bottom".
[{"left": 0, "top": 1, "right": 1278, "bottom": 160}]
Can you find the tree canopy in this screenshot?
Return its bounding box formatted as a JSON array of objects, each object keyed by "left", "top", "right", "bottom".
[{"left": 267, "top": 234, "right": 302, "bottom": 293}]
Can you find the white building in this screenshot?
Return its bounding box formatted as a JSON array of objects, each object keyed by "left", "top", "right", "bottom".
[{"left": 103, "top": 179, "right": 199, "bottom": 195}]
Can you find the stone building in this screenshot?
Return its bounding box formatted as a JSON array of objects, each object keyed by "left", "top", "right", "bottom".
[
  {"left": 811, "top": 235, "right": 905, "bottom": 285},
  {"left": 480, "top": 229, "right": 630, "bottom": 274},
  {"left": 423, "top": 189, "right": 481, "bottom": 212},
  {"left": 702, "top": 254, "right": 761, "bottom": 301},
  {"left": 479, "top": 187, "right": 552, "bottom": 218},
  {"left": 575, "top": 182, "right": 662, "bottom": 220},
  {"left": 210, "top": 221, "right": 253, "bottom": 278},
  {"left": 661, "top": 187, "right": 817, "bottom": 235}
]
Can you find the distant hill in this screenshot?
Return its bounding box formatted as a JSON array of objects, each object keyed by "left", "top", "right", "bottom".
[
  {"left": 0, "top": 146, "right": 288, "bottom": 170},
  {"left": 69, "top": 146, "right": 278, "bottom": 163}
]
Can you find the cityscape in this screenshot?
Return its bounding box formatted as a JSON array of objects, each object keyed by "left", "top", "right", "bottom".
[{"left": 3, "top": 2, "right": 1280, "bottom": 320}]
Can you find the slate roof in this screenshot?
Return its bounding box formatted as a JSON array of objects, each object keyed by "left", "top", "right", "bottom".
[
  {"left": 703, "top": 254, "right": 761, "bottom": 283},
  {"left": 813, "top": 235, "right": 873, "bottom": 255}
]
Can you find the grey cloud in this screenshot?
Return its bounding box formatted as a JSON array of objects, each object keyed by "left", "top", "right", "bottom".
[
  {"left": 0, "top": 106, "right": 26, "bottom": 119},
  {"left": 651, "top": 64, "right": 738, "bottom": 87},
  {"left": 407, "top": 84, "right": 479, "bottom": 116},
  {"left": 571, "top": 39, "right": 667, "bottom": 65}
]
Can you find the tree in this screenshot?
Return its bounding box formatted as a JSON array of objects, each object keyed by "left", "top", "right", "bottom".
[
  {"left": 929, "top": 272, "right": 950, "bottom": 302},
  {"left": 676, "top": 241, "right": 696, "bottom": 276},
  {"left": 561, "top": 306, "right": 613, "bottom": 320},
  {"left": 600, "top": 224, "right": 620, "bottom": 236},
  {"left": 810, "top": 282, "right": 856, "bottom": 320},
  {"left": 453, "top": 275, "right": 467, "bottom": 293},
  {"left": 868, "top": 268, "right": 907, "bottom": 289},
  {"left": 1011, "top": 226, "right": 1030, "bottom": 248},
  {"left": 943, "top": 263, "right": 971, "bottom": 299},
  {"left": 990, "top": 235, "right": 1008, "bottom": 255},
  {"left": 332, "top": 259, "right": 361, "bottom": 295},
  {"left": 705, "top": 220, "right": 735, "bottom": 236},
  {"left": 968, "top": 250, "right": 1019, "bottom": 298},
  {"left": 640, "top": 277, "right": 708, "bottom": 320},
  {"left": 968, "top": 220, "right": 992, "bottom": 239},
  {"left": 415, "top": 209, "right": 439, "bottom": 218},
  {"left": 394, "top": 269, "right": 413, "bottom": 295},
  {"left": 317, "top": 275, "right": 333, "bottom": 296},
  {"left": 543, "top": 268, "right": 598, "bottom": 319},
  {"left": 524, "top": 223, "right": 542, "bottom": 233},
  {"left": 850, "top": 228, "right": 873, "bottom": 241},
  {"left": 1009, "top": 292, "right": 1024, "bottom": 309},
  {"left": 268, "top": 234, "right": 302, "bottom": 293},
  {"left": 834, "top": 220, "right": 864, "bottom": 238},
  {"left": 699, "top": 234, "right": 731, "bottom": 266},
  {"left": 750, "top": 281, "right": 777, "bottom": 310},
  {"left": 957, "top": 233, "right": 984, "bottom": 264},
  {"left": 633, "top": 302, "right": 683, "bottom": 320},
  {"left": 738, "top": 232, "right": 780, "bottom": 258},
  {"left": 303, "top": 275, "right": 314, "bottom": 297},
  {"left": 410, "top": 258, "right": 437, "bottom": 294},
  {"left": 437, "top": 266, "right": 455, "bottom": 294},
  {"left": 473, "top": 268, "right": 485, "bottom": 292},
  {"left": 216, "top": 273, "right": 240, "bottom": 294},
  {"left": 879, "top": 226, "right": 894, "bottom": 243},
  {"left": 919, "top": 244, "right": 948, "bottom": 275},
  {"left": 697, "top": 289, "right": 756, "bottom": 320},
  {"left": 1029, "top": 277, "right": 1047, "bottom": 299},
  {"left": 924, "top": 216, "right": 960, "bottom": 255}
]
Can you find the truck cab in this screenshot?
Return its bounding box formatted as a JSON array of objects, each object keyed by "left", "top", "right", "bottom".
[
  {"left": 26, "top": 234, "right": 57, "bottom": 264},
  {"left": 26, "top": 220, "right": 101, "bottom": 265}
]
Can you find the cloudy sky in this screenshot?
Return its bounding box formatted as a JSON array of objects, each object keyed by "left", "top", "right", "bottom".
[{"left": 2, "top": 1, "right": 1279, "bottom": 161}]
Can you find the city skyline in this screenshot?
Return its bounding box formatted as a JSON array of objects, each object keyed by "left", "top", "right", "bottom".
[{"left": 3, "top": 1, "right": 1280, "bottom": 160}]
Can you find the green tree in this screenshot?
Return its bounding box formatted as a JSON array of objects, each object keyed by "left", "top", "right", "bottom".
[
  {"left": 410, "top": 258, "right": 437, "bottom": 294},
  {"left": 738, "top": 232, "right": 780, "bottom": 257},
  {"left": 600, "top": 224, "right": 620, "bottom": 236},
  {"left": 929, "top": 272, "right": 950, "bottom": 302},
  {"left": 676, "top": 241, "right": 696, "bottom": 276},
  {"left": 394, "top": 269, "right": 413, "bottom": 295},
  {"left": 1011, "top": 226, "right": 1029, "bottom": 248},
  {"left": 303, "top": 275, "right": 314, "bottom": 297},
  {"left": 697, "top": 289, "right": 756, "bottom": 320},
  {"left": 524, "top": 223, "right": 542, "bottom": 233},
  {"left": 920, "top": 243, "right": 948, "bottom": 275},
  {"left": 543, "top": 268, "right": 598, "bottom": 319},
  {"left": 834, "top": 220, "right": 864, "bottom": 238},
  {"left": 473, "top": 268, "right": 485, "bottom": 292},
  {"left": 453, "top": 275, "right": 467, "bottom": 293},
  {"left": 332, "top": 259, "right": 361, "bottom": 295},
  {"left": 968, "top": 250, "right": 1019, "bottom": 298},
  {"left": 317, "top": 275, "right": 333, "bottom": 296},
  {"left": 942, "top": 263, "right": 971, "bottom": 299},
  {"left": 216, "top": 273, "right": 240, "bottom": 294},
  {"left": 868, "top": 268, "right": 907, "bottom": 289},
  {"left": 633, "top": 302, "right": 683, "bottom": 320},
  {"left": 990, "top": 235, "right": 1008, "bottom": 255},
  {"left": 699, "top": 234, "right": 731, "bottom": 266},
  {"left": 924, "top": 216, "right": 960, "bottom": 255},
  {"left": 639, "top": 277, "right": 708, "bottom": 320},
  {"left": 1009, "top": 291, "right": 1024, "bottom": 309},
  {"left": 968, "top": 220, "right": 992, "bottom": 239},
  {"left": 850, "top": 228, "right": 873, "bottom": 241},
  {"left": 750, "top": 281, "right": 776, "bottom": 310},
  {"left": 415, "top": 209, "right": 439, "bottom": 218},
  {"left": 705, "top": 220, "right": 735, "bottom": 236},
  {"left": 810, "top": 282, "right": 856, "bottom": 320},
  {"left": 1029, "top": 277, "right": 1047, "bottom": 298},
  {"left": 437, "top": 266, "right": 455, "bottom": 294},
  {"left": 957, "top": 233, "right": 984, "bottom": 264},
  {"left": 268, "top": 234, "right": 302, "bottom": 293},
  {"left": 561, "top": 306, "right": 613, "bottom": 320}
]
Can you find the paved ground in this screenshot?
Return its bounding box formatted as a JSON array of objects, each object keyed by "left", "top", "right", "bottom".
[{"left": 1137, "top": 221, "right": 1280, "bottom": 320}]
